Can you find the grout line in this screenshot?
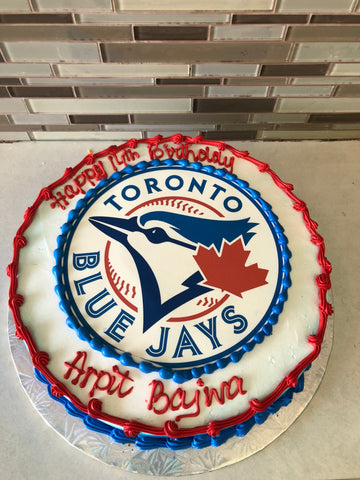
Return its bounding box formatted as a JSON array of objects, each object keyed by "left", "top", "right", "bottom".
[
  {"left": 49, "top": 64, "right": 57, "bottom": 78},
  {"left": 27, "top": 0, "right": 35, "bottom": 13},
  {"left": 331, "top": 85, "right": 339, "bottom": 97},
  {"left": 352, "top": 0, "right": 360, "bottom": 12},
  {"left": 287, "top": 41, "right": 297, "bottom": 62},
  {"left": 97, "top": 42, "right": 104, "bottom": 63}
]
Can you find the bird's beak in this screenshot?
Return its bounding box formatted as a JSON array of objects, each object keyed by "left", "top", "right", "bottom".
[{"left": 89, "top": 216, "right": 139, "bottom": 242}]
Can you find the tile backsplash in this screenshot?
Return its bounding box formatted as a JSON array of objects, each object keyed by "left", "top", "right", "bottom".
[{"left": 1, "top": 1, "right": 360, "bottom": 141}]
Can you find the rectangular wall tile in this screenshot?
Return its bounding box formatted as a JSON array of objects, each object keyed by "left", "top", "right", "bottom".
[
  {"left": 0, "top": 63, "right": 52, "bottom": 77},
  {"left": 144, "top": 129, "right": 201, "bottom": 138},
  {"left": 218, "top": 123, "right": 273, "bottom": 130},
  {"left": 194, "top": 98, "right": 275, "bottom": 113},
  {"left": 226, "top": 77, "right": 287, "bottom": 85},
  {"left": 0, "top": 98, "right": 27, "bottom": 112},
  {"left": 311, "top": 14, "right": 360, "bottom": 23},
  {"left": 292, "top": 43, "right": 360, "bottom": 62},
  {"left": 10, "top": 114, "right": 69, "bottom": 124},
  {"left": 77, "top": 13, "right": 230, "bottom": 24},
  {"left": 291, "top": 76, "right": 360, "bottom": 85},
  {"left": 277, "top": 0, "right": 354, "bottom": 13},
  {"left": 0, "top": 14, "right": 73, "bottom": 23},
  {"left": 133, "top": 113, "right": 249, "bottom": 124},
  {"left": 116, "top": 0, "right": 275, "bottom": 11},
  {"left": 0, "top": 124, "right": 43, "bottom": 131},
  {"left": 101, "top": 42, "right": 291, "bottom": 63},
  {"left": 251, "top": 112, "right": 309, "bottom": 123},
  {"left": 0, "top": 25, "right": 132, "bottom": 42},
  {"left": 329, "top": 63, "right": 360, "bottom": 75},
  {"left": 261, "top": 63, "right": 329, "bottom": 76},
  {"left": 0, "top": 0, "right": 30, "bottom": 12},
  {"left": 9, "top": 86, "right": 74, "bottom": 97},
  {"left": 207, "top": 86, "right": 268, "bottom": 97},
  {"left": 75, "top": 85, "right": 203, "bottom": 98},
  {"left": 270, "top": 85, "right": 333, "bottom": 96},
  {"left": 70, "top": 114, "right": 129, "bottom": 124},
  {"left": 0, "top": 87, "right": 9, "bottom": 97},
  {"left": 134, "top": 26, "right": 208, "bottom": 41},
  {"left": 31, "top": 131, "right": 141, "bottom": 140},
  {"left": 33, "top": 0, "right": 112, "bottom": 12},
  {"left": 44, "top": 124, "right": 99, "bottom": 131},
  {"left": 259, "top": 129, "right": 360, "bottom": 139},
  {"left": 3, "top": 42, "right": 100, "bottom": 63},
  {"left": 287, "top": 26, "right": 360, "bottom": 41},
  {"left": 212, "top": 25, "right": 285, "bottom": 40},
  {"left": 276, "top": 97, "right": 360, "bottom": 112},
  {"left": 55, "top": 63, "right": 189, "bottom": 77},
  {"left": 157, "top": 78, "right": 220, "bottom": 85},
  {"left": 204, "top": 130, "right": 257, "bottom": 140},
  {"left": 104, "top": 123, "right": 216, "bottom": 131},
  {"left": 332, "top": 123, "right": 360, "bottom": 129},
  {"left": 0, "top": 131, "right": 30, "bottom": 140},
  {"left": 309, "top": 113, "right": 360, "bottom": 122},
  {"left": 335, "top": 85, "right": 360, "bottom": 96},
  {"left": 28, "top": 98, "right": 191, "bottom": 114},
  {"left": 194, "top": 64, "right": 259, "bottom": 77},
  {"left": 24, "top": 77, "right": 155, "bottom": 85},
  {"left": 233, "top": 14, "right": 308, "bottom": 23}
]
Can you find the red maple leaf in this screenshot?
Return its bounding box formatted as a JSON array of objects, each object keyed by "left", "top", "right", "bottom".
[{"left": 193, "top": 238, "right": 268, "bottom": 298}]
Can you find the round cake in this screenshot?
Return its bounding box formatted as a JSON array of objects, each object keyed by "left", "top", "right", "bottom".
[{"left": 8, "top": 134, "right": 332, "bottom": 450}]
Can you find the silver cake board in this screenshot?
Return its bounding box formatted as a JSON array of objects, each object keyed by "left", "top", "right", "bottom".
[{"left": 8, "top": 310, "right": 333, "bottom": 476}]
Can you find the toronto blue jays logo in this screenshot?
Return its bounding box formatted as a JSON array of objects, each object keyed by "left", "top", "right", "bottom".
[
  {"left": 57, "top": 165, "right": 287, "bottom": 369},
  {"left": 89, "top": 212, "right": 263, "bottom": 334}
]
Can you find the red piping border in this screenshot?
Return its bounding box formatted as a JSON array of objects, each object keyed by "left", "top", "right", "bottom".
[{"left": 7, "top": 134, "right": 332, "bottom": 439}]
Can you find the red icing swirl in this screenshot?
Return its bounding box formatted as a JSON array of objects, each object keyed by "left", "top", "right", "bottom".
[
  {"left": 207, "top": 421, "right": 221, "bottom": 438},
  {"left": 173, "top": 134, "right": 184, "bottom": 144},
  {"left": 123, "top": 421, "right": 142, "bottom": 438},
  {"left": 51, "top": 383, "right": 66, "bottom": 398},
  {"left": 13, "top": 235, "right": 27, "bottom": 249},
  {"left": 258, "top": 162, "right": 270, "bottom": 173},
  {"left": 84, "top": 153, "right": 95, "bottom": 165},
  {"left": 285, "top": 373, "right": 299, "bottom": 389},
  {"left": 33, "top": 351, "right": 50, "bottom": 368},
  {"left": 88, "top": 398, "right": 103, "bottom": 414},
  {"left": 127, "top": 138, "right": 138, "bottom": 149},
  {"left": 9, "top": 293, "right": 24, "bottom": 309},
  {"left": 39, "top": 187, "right": 52, "bottom": 200},
  {"left": 164, "top": 420, "right": 179, "bottom": 438}
]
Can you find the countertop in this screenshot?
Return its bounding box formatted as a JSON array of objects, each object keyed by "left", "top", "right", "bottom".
[{"left": 1, "top": 140, "right": 359, "bottom": 480}]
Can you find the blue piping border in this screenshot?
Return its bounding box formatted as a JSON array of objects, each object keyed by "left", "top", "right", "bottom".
[{"left": 53, "top": 159, "right": 292, "bottom": 384}]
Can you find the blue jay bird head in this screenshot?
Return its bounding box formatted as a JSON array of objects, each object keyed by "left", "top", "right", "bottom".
[
  {"left": 89, "top": 215, "right": 198, "bottom": 250},
  {"left": 89, "top": 212, "right": 257, "bottom": 254}
]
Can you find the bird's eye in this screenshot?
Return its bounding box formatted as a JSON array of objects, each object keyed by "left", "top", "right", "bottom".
[
  {"left": 151, "top": 228, "right": 161, "bottom": 237},
  {"left": 148, "top": 227, "right": 168, "bottom": 244}
]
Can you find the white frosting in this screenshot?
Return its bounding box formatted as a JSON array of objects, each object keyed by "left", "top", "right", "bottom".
[{"left": 16, "top": 141, "right": 321, "bottom": 434}]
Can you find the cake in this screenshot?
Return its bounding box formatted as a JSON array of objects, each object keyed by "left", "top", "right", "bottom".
[{"left": 8, "top": 134, "right": 332, "bottom": 450}]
